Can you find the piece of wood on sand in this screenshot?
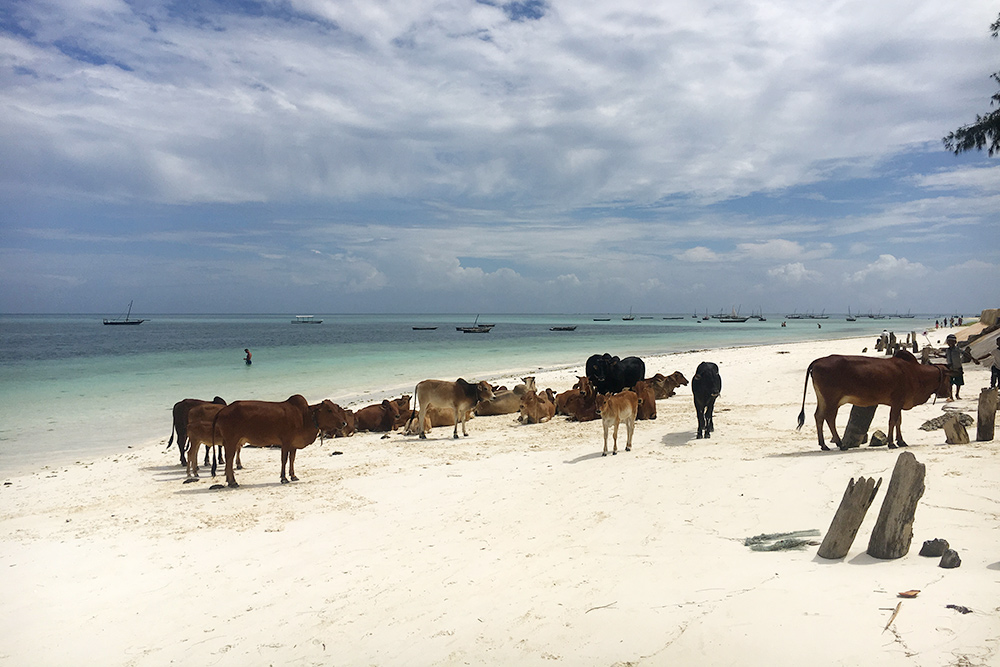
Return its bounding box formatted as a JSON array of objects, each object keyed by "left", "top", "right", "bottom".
[
  {"left": 841, "top": 405, "right": 877, "bottom": 449},
  {"left": 943, "top": 413, "right": 970, "bottom": 444},
  {"left": 977, "top": 388, "right": 998, "bottom": 442},
  {"left": 867, "top": 452, "right": 925, "bottom": 560},
  {"left": 818, "top": 476, "right": 882, "bottom": 559}
]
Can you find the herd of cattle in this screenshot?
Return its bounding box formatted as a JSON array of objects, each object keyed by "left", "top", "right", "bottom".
[
  {"left": 167, "top": 346, "right": 957, "bottom": 489},
  {"left": 167, "top": 353, "right": 724, "bottom": 488}
]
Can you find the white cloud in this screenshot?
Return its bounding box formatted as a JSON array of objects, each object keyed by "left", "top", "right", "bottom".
[
  {"left": 676, "top": 247, "right": 719, "bottom": 262},
  {"left": 847, "top": 254, "right": 927, "bottom": 283},
  {"left": 767, "top": 262, "right": 820, "bottom": 283}
]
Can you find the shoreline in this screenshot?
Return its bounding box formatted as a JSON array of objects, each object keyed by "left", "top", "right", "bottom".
[{"left": 2, "top": 329, "right": 997, "bottom": 666}]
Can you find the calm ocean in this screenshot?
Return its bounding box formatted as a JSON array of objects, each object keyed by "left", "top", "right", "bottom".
[{"left": 0, "top": 313, "right": 938, "bottom": 476}]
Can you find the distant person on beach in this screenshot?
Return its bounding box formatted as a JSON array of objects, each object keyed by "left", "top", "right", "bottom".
[
  {"left": 974, "top": 338, "right": 1000, "bottom": 389},
  {"left": 244, "top": 348, "right": 252, "bottom": 366},
  {"left": 944, "top": 334, "right": 965, "bottom": 400}
]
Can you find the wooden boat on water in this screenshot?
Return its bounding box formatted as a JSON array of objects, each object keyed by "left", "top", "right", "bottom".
[
  {"left": 622, "top": 307, "right": 635, "bottom": 321},
  {"left": 103, "top": 301, "right": 145, "bottom": 325},
  {"left": 593, "top": 317, "right": 611, "bottom": 321},
  {"left": 292, "top": 315, "right": 322, "bottom": 324},
  {"left": 412, "top": 326, "right": 438, "bottom": 330},
  {"left": 549, "top": 326, "right": 577, "bottom": 331},
  {"left": 457, "top": 315, "right": 494, "bottom": 333}
]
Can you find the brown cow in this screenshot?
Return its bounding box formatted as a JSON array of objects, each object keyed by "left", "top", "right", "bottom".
[
  {"left": 561, "top": 376, "right": 600, "bottom": 422},
  {"left": 595, "top": 390, "right": 638, "bottom": 456},
  {"left": 648, "top": 371, "right": 688, "bottom": 399},
  {"left": 392, "top": 395, "right": 411, "bottom": 429},
  {"left": 168, "top": 396, "right": 226, "bottom": 466},
  {"left": 797, "top": 350, "right": 951, "bottom": 451},
  {"left": 409, "top": 378, "right": 495, "bottom": 439},
  {"left": 519, "top": 389, "right": 555, "bottom": 424},
  {"left": 332, "top": 407, "right": 355, "bottom": 437},
  {"left": 634, "top": 380, "right": 657, "bottom": 420},
  {"left": 475, "top": 377, "right": 536, "bottom": 416},
  {"left": 354, "top": 399, "right": 400, "bottom": 432},
  {"left": 183, "top": 402, "right": 237, "bottom": 482},
  {"left": 212, "top": 395, "right": 347, "bottom": 487}
]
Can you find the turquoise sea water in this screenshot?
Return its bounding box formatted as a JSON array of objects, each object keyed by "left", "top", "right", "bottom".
[{"left": 0, "top": 313, "right": 939, "bottom": 476}]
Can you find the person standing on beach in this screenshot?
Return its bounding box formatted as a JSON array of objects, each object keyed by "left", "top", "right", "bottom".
[
  {"left": 244, "top": 348, "right": 252, "bottom": 366},
  {"left": 944, "top": 334, "right": 965, "bottom": 400},
  {"left": 974, "top": 338, "right": 1000, "bottom": 389}
]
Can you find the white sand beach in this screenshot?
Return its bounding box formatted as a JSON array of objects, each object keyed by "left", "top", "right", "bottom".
[{"left": 1, "top": 331, "right": 997, "bottom": 666}]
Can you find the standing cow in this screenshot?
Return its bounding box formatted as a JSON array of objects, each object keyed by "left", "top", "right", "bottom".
[
  {"left": 409, "top": 378, "right": 495, "bottom": 439},
  {"left": 797, "top": 350, "right": 951, "bottom": 450},
  {"left": 595, "top": 390, "right": 638, "bottom": 456},
  {"left": 692, "top": 362, "right": 722, "bottom": 439},
  {"left": 167, "top": 396, "right": 226, "bottom": 466},
  {"left": 586, "top": 354, "right": 646, "bottom": 394},
  {"left": 211, "top": 395, "right": 348, "bottom": 487}
]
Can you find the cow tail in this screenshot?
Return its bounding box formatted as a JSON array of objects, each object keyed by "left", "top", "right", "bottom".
[
  {"left": 405, "top": 383, "right": 419, "bottom": 433},
  {"left": 797, "top": 361, "right": 815, "bottom": 431},
  {"left": 211, "top": 409, "right": 221, "bottom": 477},
  {"left": 167, "top": 424, "right": 175, "bottom": 451}
]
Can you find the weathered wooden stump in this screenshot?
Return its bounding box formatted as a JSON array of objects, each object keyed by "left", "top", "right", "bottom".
[
  {"left": 841, "top": 405, "right": 877, "bottom": 449},
  {"left": 818, "top": 476, "right": 882, "bottom": 559},
  {"left": 867, "top": 452, "right": 925, "bottom": 560},
  {"left": 943, "top": 413, "right": 970, "bottom": 444},
  {"left": 977, "top": 388, "right": 998, "bottom": 442}
]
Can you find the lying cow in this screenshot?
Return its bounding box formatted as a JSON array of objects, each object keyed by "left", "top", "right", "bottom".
[
  {"left": 409, "top": 378, "right": 495, "bottom": 439},
  {"left": 211, "top": 395, "right": 347, "bottom": 487},
  {"left": 634, "top": 379, "right": 657, "bottom": 420},
  {"left": 475, "top": 377, "right": 536, "bottom": 416},
  {"left": 558, "top": 377, "right": 599, "bottom": 422},
  {"left": 354, "top": 399, "right": 400, "bottom": 432},
  {"left": 168, "top": 396, "right": 226, "bottom": 466},
  {"left": 797, "top": 350, "right": 951, "bottom": 450},
  {"left": 648, "top": 371, "right": 688, "bottom": 399},
  {"left": 401, "top": 405, "right": 475, "bottom": 435},
  {"left": 692, "top": 362, "right": 722, "bottom": 439},
  {"left": 519, "top": 388, "right": 555, "bottom": 424},
  {"left": 595, "top": 390, "right": 638, "bottom": 456},
  {"left": 392, "top": 395, "right": 411, "bottom": 429}
]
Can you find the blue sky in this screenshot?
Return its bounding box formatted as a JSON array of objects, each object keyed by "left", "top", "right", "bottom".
[{"left": 1, "top": 0, "right": 997, "bottom": 315}]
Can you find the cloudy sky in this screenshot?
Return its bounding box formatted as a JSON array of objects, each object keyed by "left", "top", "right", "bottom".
[{"left": 1, "top": 0, "right": 997, "bottom": 315}]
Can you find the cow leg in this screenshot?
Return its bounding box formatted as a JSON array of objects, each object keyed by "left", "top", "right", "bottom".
[
  {"left": 696, "top": 402, "right": 705, "bottom": 439},
  {"left": 888, "top": 407, "right": 906, "bottom": 448},
  {"left": 612, "top": 420, "right": 620, "bottom": 455},
  {"left": 625, "top": 418, "right": 634, "bottom": 452},
  {"left": 418, "top": 407, "right": 429, "bottom": 439},
  {"left": 824, "top": 406, "right": 844, "bottom": 449},
  {"left": 203, "top": 444, "right": 211, "bottom": 467},
  {"left": 178, "top": 426, "right": 188, "bottom": 467},
  {"left": 281, "top": 448, "right": 290, "bottom": 483},
  {"left": 184, "top": 440, "right": 200, "bottom": 483},
  {"left": 288, "top": 449, "right": 298, "bottom": 481},
  {"left": 602, "top": 421, "right": 610, "bottom": 456},
  {"left": 452, "top": 409, "right": 460, "bottom": 439},
  {"left": 705, "top": 398, "right": 715, "bottom": 438},
  {"left": 224, "top": 443, "right": 240, "bottom": 488}
]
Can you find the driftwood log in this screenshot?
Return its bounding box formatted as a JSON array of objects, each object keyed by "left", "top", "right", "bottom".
[
  {"left": 977, "top": 388, "right": 998, "bottom": 442},
  {"left": 943, "top": 413, "right": 970, "bottom": 444},
  {"left": 867, "top": 452, "right": 925, "bottom": 559},
  {"left": 841, "top": 405, "right": 877, "bottom": 449},
  {"left": 818, "top": 476, "right": 882, "bottom": 559}
]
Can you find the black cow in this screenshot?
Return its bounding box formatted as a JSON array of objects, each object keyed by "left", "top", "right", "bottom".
[
  {"left": 692, "top": 362, "right": 722, "bottom": 439},
  {"left": 586, "top": 354, "right": 646, "bottom": 394}
]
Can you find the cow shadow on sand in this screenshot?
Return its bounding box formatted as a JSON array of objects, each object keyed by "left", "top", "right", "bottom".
[
  {"left": 564, "top": 451, "right": 610, "bottom": 464},
  {"left": 661, "top": 431, "right": 698, "bottom": 447}
]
